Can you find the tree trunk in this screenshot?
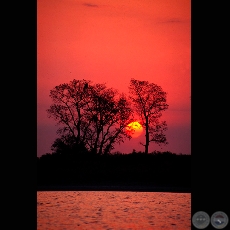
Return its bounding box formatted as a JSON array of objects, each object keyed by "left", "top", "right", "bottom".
[
  {"left": 145, "top": 116, "right": 149, "bottom": 154},
  {"left": 93, "top": 126, "right": 101, "bottom": 155},
  {"left": 76, "top": 107, "right": 81, "bottom": 144}
]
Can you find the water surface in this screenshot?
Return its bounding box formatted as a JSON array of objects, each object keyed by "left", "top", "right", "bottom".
[{"left": 37, "top": 191, "right": 191, "bottom": 230}]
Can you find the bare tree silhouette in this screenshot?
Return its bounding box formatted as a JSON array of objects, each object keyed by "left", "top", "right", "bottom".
[
  {"left": 128, "top": 78, "right": 169, "bottom": 154},
  {"left": 47, "top": 79, "right": 134, "bottom": 155}
]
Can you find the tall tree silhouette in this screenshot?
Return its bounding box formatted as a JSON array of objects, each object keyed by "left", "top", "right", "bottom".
[
  {"left": 128, "top": 78, "right": 169, "bottom": 154},
  {"left": 47, "top": 79, "right": 133, "bottom": 155}
]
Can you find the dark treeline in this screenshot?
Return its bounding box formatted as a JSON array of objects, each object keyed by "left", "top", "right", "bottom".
[
  {"left": 37, "top": 150, "right": 191, "bottom": 191},
  {"left": 38, "top": 79, "right": 190, "bottom": 192}
]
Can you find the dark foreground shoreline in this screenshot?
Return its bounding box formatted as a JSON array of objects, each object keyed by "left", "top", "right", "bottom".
[
  {"left": 37, "top": 185, "right": 191, "bottom": 193},
  {"left": 38, "top": 152, "right": 191, "bottom": 193}
]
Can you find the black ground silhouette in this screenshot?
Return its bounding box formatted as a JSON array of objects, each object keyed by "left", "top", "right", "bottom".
[{"left": 37, "top": 151, "right": 191, "bottom": 192}]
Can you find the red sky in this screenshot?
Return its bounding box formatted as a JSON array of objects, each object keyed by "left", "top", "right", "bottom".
[{"left": 37, "top": 0, "right": 191, "bottom": 157}]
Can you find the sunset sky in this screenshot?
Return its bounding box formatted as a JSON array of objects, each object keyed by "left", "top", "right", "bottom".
[{"left": 37, "top": 0, "right": 191, "bottom": 157}]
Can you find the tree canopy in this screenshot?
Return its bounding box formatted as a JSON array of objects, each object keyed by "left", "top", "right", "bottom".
[
  {"left": 128, "top": 78, "right": 169, "bottom": 154},
  {"left": 47, "top": 79, "right": 134, "bottom": 155},
  {"left": 47, "top": 78, "right": 169, "bottom": 155}
]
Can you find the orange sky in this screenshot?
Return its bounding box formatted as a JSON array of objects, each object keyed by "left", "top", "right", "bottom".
[{"left": 37, "top": 0, "right": 191, "bottom": 156}]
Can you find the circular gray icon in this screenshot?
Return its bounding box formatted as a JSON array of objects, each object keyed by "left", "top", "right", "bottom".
[
  {"left": 192, "top": 211, "right": 210, "bottom": 229},
  {"left": 211, "top": 211, "right": 228, "bottom": 229}
]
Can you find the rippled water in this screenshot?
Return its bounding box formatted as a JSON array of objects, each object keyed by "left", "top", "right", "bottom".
[{"left": 37, "top": 191, "right": 191, "bottom": 230}]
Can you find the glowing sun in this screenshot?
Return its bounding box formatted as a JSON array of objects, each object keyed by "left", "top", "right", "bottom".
[{"left": 126, "top": 121, "right": 143, "bottom": 138}]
